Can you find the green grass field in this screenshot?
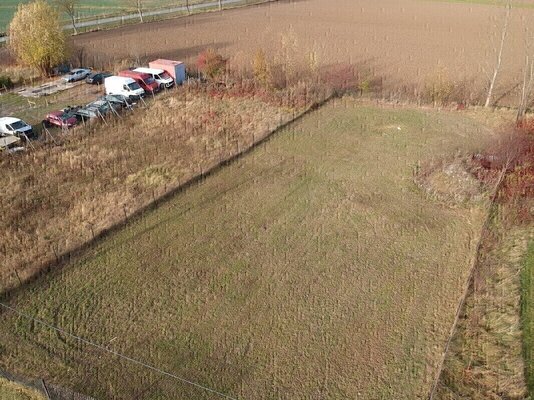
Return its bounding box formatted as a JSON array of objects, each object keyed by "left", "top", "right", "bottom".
[
  {"left": 0, "top": 0, "right": 210, "bottom": 32},
  {"left": 522, "top": 240, "right": 534, "bottom": 394},
  {"left": 0, "top": 99, "right": 494, "bottom": 399}
]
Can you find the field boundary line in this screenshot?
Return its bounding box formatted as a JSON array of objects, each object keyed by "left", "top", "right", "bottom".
[
  {"left": 0, "top": 94, "right": 334, "bottom": 300},
  {"left": 0, "top": 0, "right": 278, "bottom": 43},
  {"left": 428, "top": 166, "right": 508, "bottom": 399},
  {"left": 0, "top": 302, "right": 239, "bottom": 400}
]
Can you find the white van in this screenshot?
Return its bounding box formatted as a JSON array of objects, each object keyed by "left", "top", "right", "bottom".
[
  {"left": 0, "top": 117, "right": 34, "bottom": 140},
  {"left": 104, "top": 76, "right": 145, "bottom": 100},
  {"left": 133, "top": 67, "right": 174, "bottom": 89}
]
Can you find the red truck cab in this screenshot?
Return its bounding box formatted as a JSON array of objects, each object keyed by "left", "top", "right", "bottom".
[{"left": 118, "top": 70, "right": 160, "bottom": 94}]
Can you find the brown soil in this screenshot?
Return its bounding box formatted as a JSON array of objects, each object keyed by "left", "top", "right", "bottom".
[{"left": 2, "top": 0, "right": 530, "bottom": 106}]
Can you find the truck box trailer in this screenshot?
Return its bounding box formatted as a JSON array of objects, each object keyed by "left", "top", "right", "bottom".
[{"left": 149, "top": 59, "right": 186, "bottom": 85}]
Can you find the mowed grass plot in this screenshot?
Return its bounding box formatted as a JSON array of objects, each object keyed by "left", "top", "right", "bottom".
[{"left": 0, "top": 99, "right": 493, "bottom": 399}]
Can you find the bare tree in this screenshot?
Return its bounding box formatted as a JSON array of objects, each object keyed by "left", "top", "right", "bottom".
[
  {"left": 185, "top": 0, "right": 190, "bottom": 15},
  {"left": 485, "top": 0, "right": 512, "bottom": 108},
  {"left": 136, "top": 0, "right": 144, "bottom": 22},
  {"left": 55, "top": 0, "right": 79, "bottom": 34},
  {"left": 218, "top": 0, "right": 222, "bottom": 11},
  {"left": 123, "top": 0, "right": 144, "bottom": 22},
  {"left": 517, "top": 31, "right": 534, "bottom": 122}
]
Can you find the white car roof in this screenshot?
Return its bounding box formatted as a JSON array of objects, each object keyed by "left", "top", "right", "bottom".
[
  {"left": 105, "top": 76, "right": 136, "bottom": 84},
  {"left": 0, "top": 117, "right": 23, "bottom": 125},
  {"left": 134, "top": 67, "right": 165, "bottom": 75}
]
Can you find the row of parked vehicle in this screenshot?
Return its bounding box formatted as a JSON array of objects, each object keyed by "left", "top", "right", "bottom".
[{"left": 0, "top": 59, "right": 186, "bottom": 153}]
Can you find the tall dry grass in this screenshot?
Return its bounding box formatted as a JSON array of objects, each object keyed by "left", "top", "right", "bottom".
[{"left": 0, "top": 80, "right": 331, "bottom": 293}]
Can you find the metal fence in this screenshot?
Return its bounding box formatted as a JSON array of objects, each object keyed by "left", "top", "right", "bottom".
[
  {"left": 0, "top": 368, "right": 95, "bottom": 400},
  {"left": 0, "top": 0, "right": 274, "bottom": 43}
]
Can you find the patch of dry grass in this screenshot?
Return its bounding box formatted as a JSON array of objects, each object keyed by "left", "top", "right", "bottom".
[
  {"left": 0, "top": 377, "right": 44, "bottom": 400},
  {"left": 0, "top": 83, "right": 320, "bottom": 293}
]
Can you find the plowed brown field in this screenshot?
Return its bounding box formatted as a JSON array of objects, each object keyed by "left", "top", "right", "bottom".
[{"left": 63, "top": 0, "right": 534, "bottom": 105}]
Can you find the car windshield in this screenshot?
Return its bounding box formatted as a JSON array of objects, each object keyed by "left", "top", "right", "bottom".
[
  {"left": 127, "top": 82, "right": 141, "bottom": 90},
  {"left": 10, "top": 121, "right": 26, "bottom": 130},
  {"left": 160, "top": 72, "right": 172, "bottom": 80},
  {"left": 61, "top": 113, "right": 75, "bottom": 120}
]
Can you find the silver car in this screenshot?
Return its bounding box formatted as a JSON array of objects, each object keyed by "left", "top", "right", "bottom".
[{"left": 63, "top": 68, "right": 92, "bottom": 83}]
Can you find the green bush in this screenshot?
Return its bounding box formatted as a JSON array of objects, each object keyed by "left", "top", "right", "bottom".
[{"left": 0, "top": 75, "right": 14, "bottom": 90}]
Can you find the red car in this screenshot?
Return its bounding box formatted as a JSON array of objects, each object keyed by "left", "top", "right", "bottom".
[
  {"left": 43, "top": 110, "right": 78, "bottom": 129},
  {"left": 118, "top": 70, "right": 160, "bottom": 94}
]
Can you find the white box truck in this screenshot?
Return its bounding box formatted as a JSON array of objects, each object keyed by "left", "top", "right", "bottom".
[
  {"left": 149, "top": 60, "right": 186, "bottom": 85},
  {"left": 104, "top": 76, "right": 145, "bottom": 100},
  {"left": 133, "top": 67, "right": 174, "bottom": 89}
]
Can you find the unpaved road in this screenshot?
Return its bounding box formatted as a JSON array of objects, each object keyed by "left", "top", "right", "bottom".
[{"left": 58, "top": 0, "right": 534, "bottom": 105}]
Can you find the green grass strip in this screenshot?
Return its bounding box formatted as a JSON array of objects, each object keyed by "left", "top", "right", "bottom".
[{"left": 521, "top": 239, "right": 534, "bottom": 394}]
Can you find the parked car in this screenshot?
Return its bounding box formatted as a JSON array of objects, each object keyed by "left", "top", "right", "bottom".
[
  {"left": 100, "top": 94, "right": 135, "bottom": 108},
  {"left": 43, "top": 110, "right": 79, "bottom": 129},
  {"left": 75, "top": 99, "right": 118, "bottom": 120},
  {"left": 104, "top": 76, "right": 145, "bottom": 100},
  {"left": 0, "top": 117, "right": 35, "bottom": 140},
  {"left": 118, "top": 70, "right": 159, "bottom": 94},
  {"left": 133, "top": 67, "right": 174, "bottom": 89},
  {"left": 63, "top": 68, "right": 92, "bottom": 83},
  {"left": 0, "top": 135, "right": 24, "bottom": 154},
  {"left": 85, "top": 71, "right": 112, "bottom": 85}
]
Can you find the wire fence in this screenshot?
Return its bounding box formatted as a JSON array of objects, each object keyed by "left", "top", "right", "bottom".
[
  {"left": 0, "top": 302, "right": 239, "bottom": 400},
  {"left": 0, "top": 0, "right": 275, "bottom": 43},
  {"left": 0, "top": 366, "right": 95, "bottom": 400}
]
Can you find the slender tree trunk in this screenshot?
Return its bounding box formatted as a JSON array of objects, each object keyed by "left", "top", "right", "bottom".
[
  {"left": 517, "top": 54, "right": 534, "bottom": 122},
  {"left": 485, "top": 1, "right": 511, "bottom": 108},
  {"left": 185, "top": 0, "right": 190, "bottom": 14},
  {"left": 218, "top": 0, "right": 222, "bottom": 11},
  {"left": 137, "top": 0, "right": 143, "bottom": 22},
  {"left": 70, "top": 13, "right": 78, "bottom": 34}
]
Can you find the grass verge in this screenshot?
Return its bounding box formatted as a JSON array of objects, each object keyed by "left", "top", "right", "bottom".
[
  {"left": 522, "top": 240, "right": 534, "bottom": 394},
  {"left": 0, "top": 377, "right": 44, "bottom": 400}
]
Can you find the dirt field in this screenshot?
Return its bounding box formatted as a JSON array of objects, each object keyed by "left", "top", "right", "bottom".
[
  {"left": 31, "top": 0, "right": 532, "bottom": 106},
  {"left": 0, "top": 98, "right": 496, "bottom": 399}
]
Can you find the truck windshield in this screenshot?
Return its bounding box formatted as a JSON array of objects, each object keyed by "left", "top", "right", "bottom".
[
  {"left": 127, "top": 82, "right": 141, "bottom": 90},
  {"left": 9, "top": 121, "right": 27, "bottom": 130}
]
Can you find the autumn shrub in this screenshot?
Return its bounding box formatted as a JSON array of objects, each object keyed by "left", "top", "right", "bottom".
[
  {"left": 252, "top": 49, "right": 272, "bottom": 89},
  {"left": 318, "top": 63, "right": 362, "bottom": 96},
  {"left": 472, "top": 125, "right": 534, "bottom": 224},
  {"left": 423, "top": 68, "right": 455, "bottom": 106},
  {"left": 196, "top": 48, "right": 227, "bottom": 81},
  {"left": 8, "top": 0, "right": 68, "bottom": 76}
]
